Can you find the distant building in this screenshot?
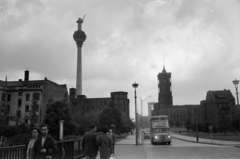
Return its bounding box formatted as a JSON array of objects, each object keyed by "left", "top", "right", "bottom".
[
  {"left": 70, "top": 89, "right": 130, "bottom": 118},
  {"left": 0, "top": 70, "right": 68, "bottom": 126},
  {"left": 148, "top": 102, "right": 156, "bottom": 118},
  {"left": 158, "top": 104, "right": 201, "bottom": 126},
  {"left": 157, "top": 66, "right": 173, "bottom": 107},
  {"left": 153, "top": 67, "right": 202, "bottom": 126},
  {"left": 153, "top": 67, "right": 237, "bottom": 127},
  {"left": 200, "top": 90, "right": 236, "bottom": 124}
]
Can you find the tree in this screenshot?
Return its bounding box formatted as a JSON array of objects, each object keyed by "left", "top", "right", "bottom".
[
  {"left": 98, "top": 107, "right": 123, "bottom": 134},
  {"left": 43, "top": 101, "right": 76, "bottom": 139},
  {"left": 73, "top": 110, "right": 101, "bottom": 136},
  {"left": 169, "top": 120, "right": 175, "bottom": 127},
  {"left": 120, "top": 114, "right": 135, "bottom": 133},
  {"left": 184, "top": 119, "right": 192, "bottom": 132},
  {"left": 175, "top": 121, "right": 181, "bottom": 128},
  {"left": 0, "top": 103, "right": 8, "bottom": 125},
  {"left": 217, "top": 110, "right": 236, "bottom": 135},
  {"left": 30, "top": 100, "right": 39, "bottom": 127}
]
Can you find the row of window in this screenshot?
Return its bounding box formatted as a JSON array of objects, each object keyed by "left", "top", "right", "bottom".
[
  {"left": 26, "top": 83, "right": 42, "bottom": 89},
  {"left": 164, "top": 109, "right": 188, "bottom": 114},
  {"left": 1, "top": 92, "right": 40, "bottom": 102},
  {"left": 83, "top": 99, "right": 128, "bottom": 106},
  {"left": 85, "top": 105, "right": 127, "bottom": 113},
  {"left": 112, "top": 94, "right": 127, "bottom": 98}
]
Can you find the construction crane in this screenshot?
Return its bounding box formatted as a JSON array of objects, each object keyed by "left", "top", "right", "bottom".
[{"left": 140, "top": 95, "right": 151, "bottom": 128}]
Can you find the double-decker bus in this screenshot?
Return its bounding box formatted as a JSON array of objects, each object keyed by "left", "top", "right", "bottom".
[{"left": 149, "top": 115, "right": 171, "bottom": 145}]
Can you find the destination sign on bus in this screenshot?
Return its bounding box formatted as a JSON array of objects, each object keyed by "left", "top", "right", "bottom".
[{"left": 152, "top": 121, "right": 167, "bottom": 128}]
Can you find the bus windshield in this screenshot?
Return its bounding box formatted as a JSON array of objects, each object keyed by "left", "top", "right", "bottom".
[{"left": 152, "top": 128, "right": 169, "bottom": 133}]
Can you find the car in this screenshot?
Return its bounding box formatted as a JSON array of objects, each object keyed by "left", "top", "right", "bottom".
[{"left": 144, "top": 132, "right": 150, "bottom": 139}]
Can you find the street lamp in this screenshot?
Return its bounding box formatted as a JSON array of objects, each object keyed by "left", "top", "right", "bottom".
[
  {"left": 194, "top": 109, "right": 199, "bottom": 142},
  {"left": 132, "top": 82, "right": 139, "bottom": 146},
  {"left": 232, "top": 79, "right": 239, "bottom": 105},
  {"left": 232, "top": 79, "right": 240, "bottom": 132}
]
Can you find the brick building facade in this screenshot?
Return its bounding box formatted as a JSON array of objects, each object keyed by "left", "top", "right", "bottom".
[{"left": 70, "top": 89, "right": 130, "bottom": 118}]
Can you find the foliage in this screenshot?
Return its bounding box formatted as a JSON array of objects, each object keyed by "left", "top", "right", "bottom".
[
  {"left": 0, "top": 124, "right": 31, "bottom": 145},
  {"left": 184, "top": 119, "right": 192, "bottom": 131},
  {"left": 43, "top": 101, "right": 77, "bottom": 140},
  {"left": 217, "top": 110, "right": 236, "bottom": 135},
  {"left": 120, "top": 114, "right": 135, "bottom": 133},
  {"left": 169, "top": 120, "right": 175, "bottom": 127},
  {"left": 232, "top": 117, "right": 239, "bottom": 131},
  {"left": 175, "top": 121, "right": 181, "bottom": 127},
  {"left": 98, "top": 107, "right": 123, "bottom": 134},
  {"left": 30, "top": 100, "right": 39, "bottom": 127},
  {"left": 0, "top": 103, "right": 8, "bottom": 125},
  {"left": 0, "top": 124, "right": 30, "bottom": 138},
  {"left": 10, "top": 133, "right": 31, "bottom": 145},
  {"left": 73, "top": 110, "right": 101, "bottom": 136}
]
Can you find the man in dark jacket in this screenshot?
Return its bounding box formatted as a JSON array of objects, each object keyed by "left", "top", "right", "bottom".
[
  {"left": 32, "top": 124, "right": 57, "bottom": 159},
  {"left": 82, "top": 125, "right": 99, "bottom": 159}
]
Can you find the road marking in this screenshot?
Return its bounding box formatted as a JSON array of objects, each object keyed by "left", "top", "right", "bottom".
[{"left": 143, "top": 143, "right": 151, "bottom": 159}]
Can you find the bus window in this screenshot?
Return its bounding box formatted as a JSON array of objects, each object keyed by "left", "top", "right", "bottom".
[
  {"left": 160, "top": 117, "right": 167, "bottom": 120},
  {"left": 153, "top": 128, "right": 169, "bottom": 133},
  {"left": 161, "top": 128, "right": 169, "bottom": 132},
  {"left": 150, "top": 117, "right": 160, "bottom": 121}
]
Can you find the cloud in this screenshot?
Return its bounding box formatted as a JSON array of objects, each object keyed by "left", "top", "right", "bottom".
[{"left": 0, "top": 0, "right": 239, "bottom": 118}]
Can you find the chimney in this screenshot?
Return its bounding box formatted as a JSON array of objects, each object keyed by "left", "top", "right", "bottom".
[
  {"left": 70, "top": 88, "right": 76, "bottom": 99},
  {"left": 24, "top": 70, "right": 29, "bottom": 81}
]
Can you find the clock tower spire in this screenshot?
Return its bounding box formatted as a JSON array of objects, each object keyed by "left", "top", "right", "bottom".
[{"left": 157, "top": 66, "right": 173, "bottom": 110}]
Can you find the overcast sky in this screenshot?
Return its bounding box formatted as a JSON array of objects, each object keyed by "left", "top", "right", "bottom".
[{"left": 0, "top": 0, "right": 239, "bottom": 118}]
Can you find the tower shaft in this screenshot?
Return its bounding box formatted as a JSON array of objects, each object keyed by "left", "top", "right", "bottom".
[
  {"left": 73, "top": 18, "right": 86, "bottom": 96},
  {"left": 76, "top": 45, "right": 82, "bottom": 95}
]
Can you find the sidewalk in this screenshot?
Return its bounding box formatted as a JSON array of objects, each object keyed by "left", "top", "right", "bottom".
[
  {"left": 105, "top": 135, "right": 148, "bottom": 159},
  {"left": 116, "top": 134, "right": 138, "bottom": 145},
  {"left": 170, "top": 132, "right": 240, "bottom": 147}
]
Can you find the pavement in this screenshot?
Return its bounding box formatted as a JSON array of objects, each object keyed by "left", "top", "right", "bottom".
[
  {"left": 170, "top": 132, "right": 240, "bottom": 148},
  {"left": 109, "top": 132, "right": 240, "bottom": 159}
]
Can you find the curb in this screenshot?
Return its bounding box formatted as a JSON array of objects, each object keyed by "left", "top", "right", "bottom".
[{"left": 171, "top": 136, "right": 240, "bottom": 148}]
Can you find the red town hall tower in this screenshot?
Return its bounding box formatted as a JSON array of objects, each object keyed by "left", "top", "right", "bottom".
[{"left": 158, "top": 66, "right": 173, "bottom": 107}]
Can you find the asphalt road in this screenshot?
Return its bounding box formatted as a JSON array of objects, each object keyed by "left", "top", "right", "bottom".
[
  {"left": 142, "top": 138, "right": 240, "bottom": 159},
  {"left": 108, "top": 138, "right": 240, "bottom": 159}
]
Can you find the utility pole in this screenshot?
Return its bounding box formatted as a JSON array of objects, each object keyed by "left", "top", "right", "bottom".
[{"left": 140, "top": 95, "right": 151, "bottom": 128}]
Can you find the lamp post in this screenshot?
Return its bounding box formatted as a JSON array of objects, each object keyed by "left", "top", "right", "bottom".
[
  {"left": 232, "top": 79, "right": 239, "bottom": 105},
  {"left": 232, "top": 79, "right": 240, "bottom": 132},
  {"left": 132, "top": 82, "right": 139, "bottom": 146},
  {"left": 195, "top": 109, "right": 199, "bottom": 142}
]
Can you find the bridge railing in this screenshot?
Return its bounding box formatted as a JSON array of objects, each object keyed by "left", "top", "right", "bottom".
[{"left": 0, "top": 138, "right": 85, "bottom": 159}]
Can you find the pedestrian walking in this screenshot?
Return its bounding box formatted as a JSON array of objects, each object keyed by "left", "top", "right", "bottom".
[
  {"left": 98, "top": 126, "right": 113, "bottom": 159},
  {"left": 22, "top": 127, "right": 40, "bottom": 159},
  {"left": 82, "top": 124, "right": 99, "bottom": 159},
  {"left": 108, "top": 129, "right": 116, "bottom": 154},
  {"left": 32, "top": 124, "right": 57, "bottom": 159}
]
